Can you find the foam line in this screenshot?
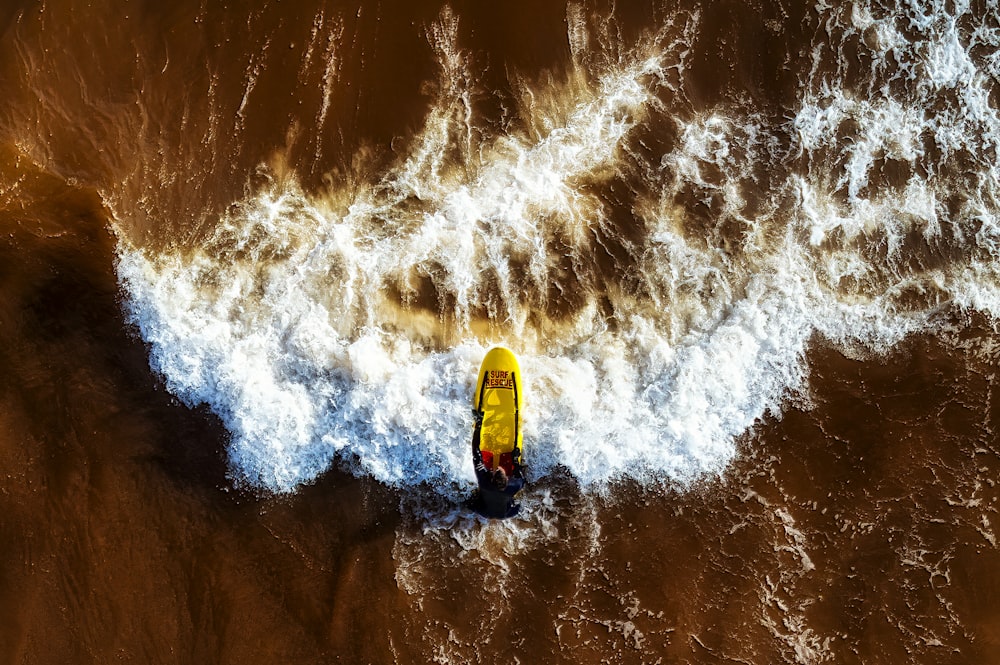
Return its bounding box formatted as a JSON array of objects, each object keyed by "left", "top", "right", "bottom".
[{"left": 118, "top": 3, "right": 1000, "bottom": 496}]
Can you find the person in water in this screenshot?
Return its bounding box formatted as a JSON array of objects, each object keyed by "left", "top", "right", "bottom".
[
  {"left": 474, "top": 453, "right": 524, "bottom": 494},
  {"left": 471, "top": 418, "right": 524, "bottom": 516}
]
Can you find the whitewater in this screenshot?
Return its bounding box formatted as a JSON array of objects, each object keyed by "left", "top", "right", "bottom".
[{"left": 116, "top": 2, "right": 1000, "bottom": 496}]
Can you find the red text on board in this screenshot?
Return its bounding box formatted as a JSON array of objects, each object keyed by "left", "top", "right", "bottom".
[{"left": 486, "top": 370, "right": 514, "bottom": 389}]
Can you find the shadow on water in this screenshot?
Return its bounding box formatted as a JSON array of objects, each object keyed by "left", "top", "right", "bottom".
[{"left": 0, "top": 158, "right": 412, "bottom": 663}]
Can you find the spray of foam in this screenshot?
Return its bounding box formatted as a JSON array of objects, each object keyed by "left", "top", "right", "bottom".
[
  {"left": 118, "top": 2, "right": 1000, "bottom": 497},
  {"left": 790, "top": 0, "right": 1000, "bottom": 334}
]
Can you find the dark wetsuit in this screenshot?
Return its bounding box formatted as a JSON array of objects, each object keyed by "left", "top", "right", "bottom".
[{"left": 472, "top": 420, "right": 524, "bottom": 517}]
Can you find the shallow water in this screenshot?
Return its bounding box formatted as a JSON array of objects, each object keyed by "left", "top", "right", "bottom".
[{"left": 2, "top": 0, "right": 1000, "bottom": 662}]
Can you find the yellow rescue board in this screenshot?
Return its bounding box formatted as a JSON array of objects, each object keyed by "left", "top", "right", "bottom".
[{"left": 473, "top": 346, "right": 523, "bottom": 460}]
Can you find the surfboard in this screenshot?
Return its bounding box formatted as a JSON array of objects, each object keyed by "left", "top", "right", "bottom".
[
  {"left": 471, "top": 346, "right": 524, "bottom": 517},
  {"left": 474, "top": 346, "right": 523, "bottom": 469}
]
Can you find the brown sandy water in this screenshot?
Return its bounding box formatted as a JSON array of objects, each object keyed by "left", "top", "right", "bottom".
[{"left": 2, "top": 1, "right": 1000, "bottom": 662}]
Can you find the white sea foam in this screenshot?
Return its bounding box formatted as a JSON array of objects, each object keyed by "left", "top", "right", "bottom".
[{"left": 117, "top": 2, "right": 1000, "bottom": 496}]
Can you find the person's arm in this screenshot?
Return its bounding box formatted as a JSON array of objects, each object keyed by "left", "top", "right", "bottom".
[
  {"left": 512, "top": 446, "right": 527, "bottom": 479},
  {"left": 471, "top": 420, "right": 483, "bottom": 463},
  {"left": 471, "top": 421, "right": 491, "bottom": 484},
  {"left": 505, "top": 474, "right": 524, "bottom": 495}
]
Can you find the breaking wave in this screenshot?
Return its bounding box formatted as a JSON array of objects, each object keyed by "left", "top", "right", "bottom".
[{"left": 118, "top": 1, "right": 1000, "bottom": 495}]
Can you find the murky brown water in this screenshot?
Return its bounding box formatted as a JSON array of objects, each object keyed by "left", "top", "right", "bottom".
[{"left": 3, "top": 1, "right": 1000, "bottom": 662}]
